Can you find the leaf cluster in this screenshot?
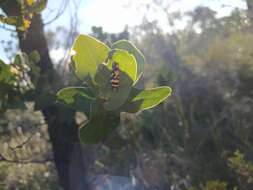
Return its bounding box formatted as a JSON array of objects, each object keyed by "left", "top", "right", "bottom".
[
  {"left": 57, "top": 35, "right": 172, "bottom": 143},
  {"left": 0, "top": 51, "right": 40, "bottom": 112}
]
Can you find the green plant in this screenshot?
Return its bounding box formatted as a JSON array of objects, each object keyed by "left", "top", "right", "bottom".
[
  {"left": 187, "top": 180, "right": 228, "bottom": 190},
  {"left": 0, "top": 51, "right": 40, "bottom": 112},
  {"left": 227, "top": 150, "right": 253, "bottom": 186},
  {"left": 202, "top": 180, "right": 227, "bottom": 190},
  {"left": 57, "top": 34, "right": 172, "bottom": 143}
]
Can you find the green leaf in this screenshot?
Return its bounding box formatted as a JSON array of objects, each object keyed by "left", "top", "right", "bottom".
[
  {"left": 0, "top": 59, "right": 13, "bottom": 84},
  {"left": 29, "top": 50, "right": 40, "bottom": 63},
  {"left": 122, "top": 86, "right": 172, "bottom": 113},
  {"left": 13, "top": 54, "right": 22, "bottom": 66},
  {"left": 112, "top": 40, "right": 145, "bottom": 81},
  {"left": 71, "top": 34, "right": 110, "bottom": 80},
  {"left": 95, "top": 50, "right": 137, "bottom": 111},
  {"left": 79, "top": 103, "right": 120, "bottom": 144},
  {"left": 0, "top": 15, "right": 18, "bottom": 26},
  {"left": 56, "top": 87, "right": 95, "bottom": 113}
]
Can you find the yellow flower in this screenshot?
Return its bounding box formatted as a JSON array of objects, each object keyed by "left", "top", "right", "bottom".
[
  {"left": 26, "top": 0, "right": 35, "bottom": 6},
  {"left": 23, "top": 18, "right": 31, "bottom": 29}
]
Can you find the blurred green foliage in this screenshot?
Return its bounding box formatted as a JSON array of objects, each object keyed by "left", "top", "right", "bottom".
[
  {"left": 227, "top": 150, "right": 253, "bottom": 189},
  {"left": 0, "top": 52, "right": 40, "bottom": 112},
  {"left": 128, "top": 4, "right": 253, "bottom": 189}
]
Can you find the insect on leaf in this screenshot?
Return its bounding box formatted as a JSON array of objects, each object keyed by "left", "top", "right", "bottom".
[{"left": 112, "top": 40, "right": 145, "bottom": 82}]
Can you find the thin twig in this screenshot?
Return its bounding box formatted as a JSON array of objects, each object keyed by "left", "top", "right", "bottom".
[
  {"left": 7, "top": 122, "right": 47, "bottom": 151},
  {"left": 43, "top": 0, "right": 69, "bottom": 25},
  {"left": 9, "top": 134, "right": 34, "bottom": 151},
  {"left": 0, "top": 153, "right": 53, "bottom": 165}
]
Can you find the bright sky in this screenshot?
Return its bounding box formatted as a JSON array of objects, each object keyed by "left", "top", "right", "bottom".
[
  {"left": 44, "top": 0, "right": 246, "bottom": 33},
  {"left": 0, "top": 0, "right": 247, "bottom": 62}
]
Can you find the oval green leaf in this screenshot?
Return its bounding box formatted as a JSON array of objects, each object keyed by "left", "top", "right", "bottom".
[
  {"left": 121, "top": 86, "right": 172, "bottom": 113},
  {"left": 71, "top": 34, "right": 110, "bottom": 80},
  {"left": 0, "top": 15, "right": 18, "bottom": 25}
]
